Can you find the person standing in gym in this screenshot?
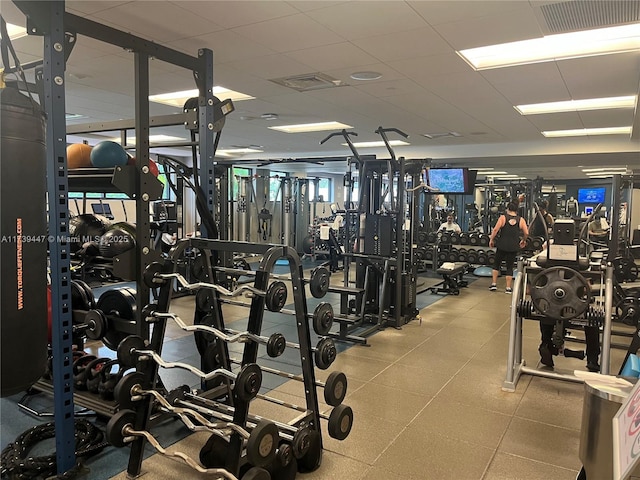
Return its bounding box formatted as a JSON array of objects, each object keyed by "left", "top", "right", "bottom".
[
  {"left": 488, "top": 201, "right": 528, "bottom": 293},
  {"left": 438, "top": 214, "right": 462, "bottom": 233}
]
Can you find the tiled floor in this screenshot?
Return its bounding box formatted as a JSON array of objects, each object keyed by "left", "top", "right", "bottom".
[{"left": 106, "top": 273, "right": 631, "bottom": 480}]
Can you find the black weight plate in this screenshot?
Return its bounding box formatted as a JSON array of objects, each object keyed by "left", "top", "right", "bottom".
[
  {"left": 266, "top": 333, "right": 286, "bottom": 358},
  {"left": 143, "top": 262, "right": 164, "bottom": 288},
  {"left": 106, "top": 409, "right": 136, "bottom": 448},
  {"left": 324, "top": 371, "right": 347, "bottom": 407},
  {"left": 234, "top": 363, "right": 262, "bottom": 401},
  {"left": 200, "top": 434, "right": 229, "bottom": 469},
  {"left": 314, "top": 338, "right": 337, "bottom": 370},
  {"left": 84, "top": 309, "right": 107, "bottom": 340},
  {"left": 296, "top": 429, "right": 322, "bottom": 473},
  {"left": 459, "top": 233, "right": 470, "bottom": 245},
  {"left": 71, "top": 280, "right": 91, "bottom": 317},
  {"left": 241, "top": 467, "right": 271, "bottom": 480},
  {"left": 327, "top": 404, "right": 354, "bottom": 441},
  {"left": 291, "top": 427, "right": 312, "bottom": 459},
  {"left": 97, "top": 287, "right": 137, "bottom": 350},
  {"left": 117, "top": 335, "right": 146, "bottom": 369},
  {"left": 417, "top": 231, "right": 428, "bottom": 245},
  {"left": 114, "top": 372, "right": 146, "bottom": 410},
  {"left": 246, "top": 420, "right": 279, "bottom": 468},
  {"left": 266, "top": 281, "right": 287, "bottom": 312},
  {"left": 195, "top": 289, "right": 215, "bottom": 312},
  {"left": 309, "top": 267, "right": 330, "bottom": 299},
  {"left": 426, "top": 232, "right": 437, "bottom": 244},
  {"left": 450, "top": 233, "right": 461, "bottom": 245},
  {"left": 312, "top": 302, "right": 334, "bottom": 336}
]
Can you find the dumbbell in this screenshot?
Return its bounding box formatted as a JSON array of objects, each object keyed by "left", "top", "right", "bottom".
[
  {"left": 106, "top": 408, "right": 270, "bottom": 477},
  {"left": 477, "top": 250, "right": 488, "bottom": 265},
  {"left": 228, "top": 358, "right": 347, "bottom": 407},
  {"left": 457, "top": 248, "right": 468, "bottom": 262},
  {"left": 426, "top": 232, "right": 437, "bottom": 244},
  {"left": 531, "top": 236, "right": 544, "bottom": 250},
  {"left": 225, "top": 328, "right": 337, "bottom": 370},
  {"left": 437, "top": 250, "right": 448, "bottom": 263},
  {"left": 417, "top": 231, "right": 428, "bottom": 245},
  {"left": 116, "top": 336, "right": 263, "bottom": 401},
  {"left": 467, "top": 249, "right": 478, "bottom": 264},
  {"left": 468, "top": 233, "right": 480, "bottom": 246},
  {"left": 440, "top": 232, "right": 452, "bottom": 244},
  {"left": 253, "top": 392, "right": 353, "bottom": 441},
  {"left": 160, "top": 387, "right": 316, "bottom": 461},
  {"left": 478, "top": 234, "right": 490, "bottom": 247},
  {"left": 414, "top": 247, "right": 426, "bottom": 262},
  {"left": 450, "top": 233, "right": 461, "bottom": 245},
  {"left": 448, "top": 248, "right": 459, "bottom": 263},
  {"left": 146, "top": 310, "right": 287, "bottom": 358},
  {"left": 486, "top": 250, "right": 496, "bottom": 267},
  {"left": 459, "top": 232, "right": 470, "bottom": 245},
  {"left": 72, "top": 309, "right": 108, "bottom": 340}
]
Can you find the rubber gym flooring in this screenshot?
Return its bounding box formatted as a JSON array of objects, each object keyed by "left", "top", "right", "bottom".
[{"left": 1, "top": 264, "right": 632, "bottom": 479}]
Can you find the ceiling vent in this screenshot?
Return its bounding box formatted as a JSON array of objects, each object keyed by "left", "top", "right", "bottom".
[
  {"left": 270, "top": 72, "right": 345, "bottom": 92},
  {"left": 423, "top": 132, "right": 462, "bottom": 139},
  {"left": 539, "top": 1, "right": 640, "bottom": 33}
]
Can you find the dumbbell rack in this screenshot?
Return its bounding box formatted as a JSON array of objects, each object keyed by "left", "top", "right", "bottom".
[{"left": 121, "top": 238, "right": 326, "bottom": 478}]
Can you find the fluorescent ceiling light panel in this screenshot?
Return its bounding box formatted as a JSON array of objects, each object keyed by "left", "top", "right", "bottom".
[
  {"left": 542, "top": 126, "right": 632, "bottom": 137},
  {"left": 585, "top": 171, "right": 627, "bottom": 176},
  {"left": 149, "top": 87, "right": 254, "bottom": 107},
  {"left": 515, "top": 96, "right": 636, "bottom": 115},
  {"left": 114, "top": 134, "right": 185, "bottom": 144},
  {"left": 479, "top": 171, "right": 508, "bottom": 175},
  {"left": 342, "top": 140, "right": 410, "bottom": 148},
  {"left": 269, "top": 121, "right": 352, "bottom": 133},
  {"left": 458, "top": 23, "right": 640, "bottom": 70},
  {"left": 217, "top": 148, "right": 263, "bottom": 154},
  {"left": 582, "top": 167, "right": 628, "bottom": 172},
  {"left": 3, "top": 22, "right": 27, "bottom": 41}
]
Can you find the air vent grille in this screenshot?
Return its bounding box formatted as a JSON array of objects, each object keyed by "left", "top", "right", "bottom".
[
  {"left": 270, "top": 72, "right": 344, "bottom": 92},
  {"left": 540, "top": 1, "right": 640, "bottom": 33}
]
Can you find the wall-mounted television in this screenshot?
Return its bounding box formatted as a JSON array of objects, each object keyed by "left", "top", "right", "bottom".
[
  {"left": 428, "top": 168, "right": 475, "bottom": 194},
  {"left": 577, "top": 187, "right": 606, "bottom": 204}
]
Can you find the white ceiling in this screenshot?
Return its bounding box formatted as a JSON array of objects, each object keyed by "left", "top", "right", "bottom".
[{"left": 3, "top": 0, "right": 640, "bottom": 180}]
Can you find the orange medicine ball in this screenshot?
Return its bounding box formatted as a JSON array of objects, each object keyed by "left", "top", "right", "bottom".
[{"left": 66, "top": 143, "right": 93, "bottom": 169}]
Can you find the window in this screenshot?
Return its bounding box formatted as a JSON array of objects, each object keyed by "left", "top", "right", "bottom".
[
  {"left": 231, "top": 167, "right": 251, "bottom": 199},
  {"left": 269, "top": 172, "right": 286, "bottom": 201},
  {"left": 309, "top": 177, "right": 332, "bottom": 202}
]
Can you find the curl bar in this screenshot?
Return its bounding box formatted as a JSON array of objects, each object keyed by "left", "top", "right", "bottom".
[
  {"left": 116, "top": 336, "right": 262, "bottom": 401},
  {"left": 114, "top": 376, "right": 278, "bottom": 468},
  {"left": 224, "top": 328, "right": 337, "bottom": 370},
  {"left": 145, "top": 270, "right": 268, "bottom": 298},
  {"left": 227, "top": 358, "right": 347, "bottom": 407},
  {"left": 143, "top": 310, "right": 286, "bottom": 358},
  {"left": 106, "top": 409, "right": 239, "bottom": 480}
]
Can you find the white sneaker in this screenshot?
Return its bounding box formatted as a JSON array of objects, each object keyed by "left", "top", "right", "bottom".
[{"left": 489, "top": 284, "right": 497, "bottom": 291}]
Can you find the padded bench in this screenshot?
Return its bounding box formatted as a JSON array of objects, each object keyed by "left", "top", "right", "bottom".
[{"left": 429, "top": 262, "right": 470, "bottom": 295}]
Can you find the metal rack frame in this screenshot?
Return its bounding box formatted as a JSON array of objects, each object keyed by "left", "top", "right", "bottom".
[{"left": 12, "top": 0, "right": 216, "bottom": 473}]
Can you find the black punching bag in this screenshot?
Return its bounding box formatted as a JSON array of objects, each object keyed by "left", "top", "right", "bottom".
[{"left": 1, "top": 86, "right": 48, "bottom": 396}]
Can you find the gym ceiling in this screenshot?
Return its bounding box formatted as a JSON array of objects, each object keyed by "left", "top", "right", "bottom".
[{"left": 3, "top": 0, "right": 640, "bottom": 181}]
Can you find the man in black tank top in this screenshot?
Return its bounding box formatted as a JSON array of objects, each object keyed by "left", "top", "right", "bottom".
[{"left": 488, "top": 201, "right": 529, "bottom": 293}]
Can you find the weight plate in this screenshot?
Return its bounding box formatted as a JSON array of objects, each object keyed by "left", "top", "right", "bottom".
[
  {"left": 309, "top": 267, "right": 330, "bottom": 299},
  {"left": 327, "top": 404, "right": 354, "bottom": 441},
  {"left": 71, "top": 280, "right": 91, "bottom": 316},
  {"left": 312, "top": 303, "right": 334, "bottom": 336},
  {"left": 143, "top": 262, "right": 165, "bottom": 288},
  {"left": 234, "top": 363, "right": 262, "bottom": 402},
  {"left": 296, "top": 430, "right": 321, "bottom": 473},
  {"left": 116, "top": 335, "right": 146, "bottom": 369},
  {"left": 241, "top": 467, "right": 271, "bottom": 480},
  {"left": 530, "top": 266, "right": 591, "bottom": 320},
  {"left": 196, "top": 289, "right": 215, "bottom": 312},
  {"left": 324, "top": 371, "right": 347, "bottom": 407},
  {"left": 266, "top": 281, "right": 287, "bottom": 312},
  {"left": 114, "top": 372, "right": 146, "bottom": 410},
  {"left": 246, "top": 420, "right": 279, "bottom": 468},
  {"left": 266, "top": 333, "right": 286, "bottom": 358},
  {"left": 106, "top": 409, "right": 136, "bottom": 448},
  {"left": 291, "top": 427, "right": 312, "bottom": 459},
  {"left": 200, "top": 434, "right": 229, "bottom": 469},
  {"left": 97, "top": 287, "right": 137, "bottom": 350},
  {"left": 314, "top": 338, "right": 337, "bottom": 370},
  {"left": 84, "top": 309, "right": 107, "bottom": 340}
]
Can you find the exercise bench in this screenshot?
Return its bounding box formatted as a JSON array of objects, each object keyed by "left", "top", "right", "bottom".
[{"left": 429, "top": 262, "right": 470, "bottom": 295}]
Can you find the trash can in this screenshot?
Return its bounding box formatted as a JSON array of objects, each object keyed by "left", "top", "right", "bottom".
[{"left": 579, "top": 379, "right": 635, "bottom": 479}]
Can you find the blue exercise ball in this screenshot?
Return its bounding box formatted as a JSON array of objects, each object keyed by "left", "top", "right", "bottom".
[{"left": 90, "top": 140, "right": 128, "bottom": 168}]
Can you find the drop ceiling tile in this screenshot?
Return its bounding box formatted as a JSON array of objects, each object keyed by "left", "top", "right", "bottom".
[
  {"left": 433, "top": 7, "right": 542, "bottom": 49},
  {"left": 284, "top": 42, "right": 379, "bottom": 72},
  {"left": 90, "top": 1, "right": 220, "bottom": 43},
  {"left": 175, "top": 1, "right": 299, "bottom": 28},
  {"left": 579, "top": 109, "right": 636, "bottom": 128},
  {"left": 231, "top": 13, "right": 343, "bottom": 53},
  {"left": 408, "top": 0, "right": 530, "bottom": 26},
  {"left": 66, "top": 1, "right": 133, "bottom": 15},
  {"left": 389, "top": 52, "right": 472, "bottom": 81},
  {"left": 353, "top": 26, "right": 450, "bottom": 62},
  {"left": 168, "top": 29, "right": 277, "bottom": 64},
  {"left": 226, "top": 53, "right": 315, "bottom": 79},
  {"left": 354, "top": 78, "right": 424, "bottom": 98},
  {"left": 306, "top": 1, "right": 428, "bottom": 40}
]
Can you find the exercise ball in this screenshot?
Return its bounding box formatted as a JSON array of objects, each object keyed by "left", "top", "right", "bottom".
[
  {"left": 69, "top": 214, "right": 109, "bottom": 253},
  {"left": 128, "top": 156, "right": 160, "bottom": 176},
  {"left": 67, "top": 143, "right": 92, "bottom": 169},
  {"left": 90, "top": 140, "right": 128, "bottom": 168},
  {"left": 98, "top": 227, "right": 136, "bottom": 258}
]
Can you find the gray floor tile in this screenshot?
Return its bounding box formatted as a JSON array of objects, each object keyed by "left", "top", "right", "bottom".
[{"left": 484, "top": 452, "right": 580, "bottom": 480}]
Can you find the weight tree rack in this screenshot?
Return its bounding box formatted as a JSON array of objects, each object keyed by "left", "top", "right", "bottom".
[
  {"left": 111, "top": 238, "right": 350, "bottom": 477},
  {"left": 12, "top": 0, "right": 220, "bottom": 473}
]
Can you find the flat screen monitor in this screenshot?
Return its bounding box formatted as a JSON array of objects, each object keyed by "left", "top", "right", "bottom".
[
  {"left": 428, "top": 168, "right": 467, "bottom": 194},
  {"left": 584, "top": 206, "right": 594, "bottom": 216},
  {"left": 91, "top": 203, "right": 113, "bottom": 219},
  {"left": 578, "top": 187, "right": 606, "bottom": 204}
]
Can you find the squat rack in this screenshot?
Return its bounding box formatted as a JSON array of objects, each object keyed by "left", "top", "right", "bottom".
[{"left": 12, "top": 1, "right": 217, "bottom": 474}]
